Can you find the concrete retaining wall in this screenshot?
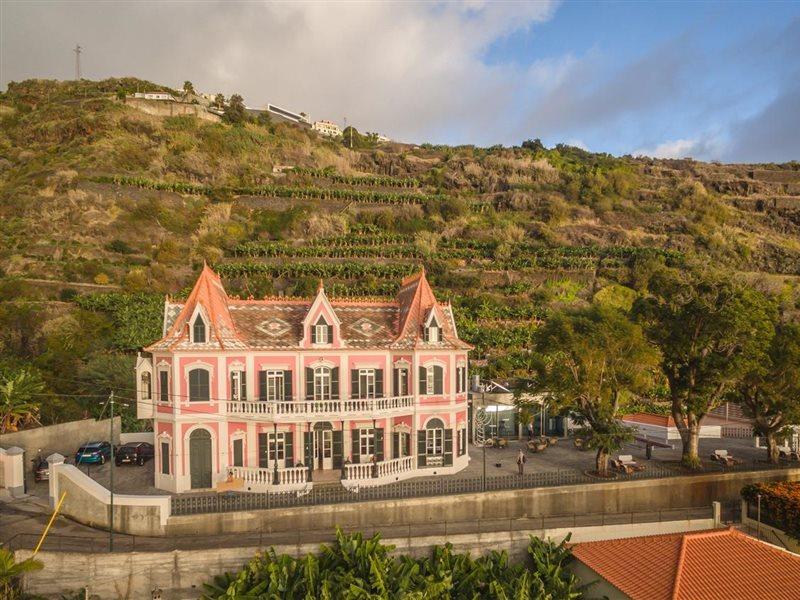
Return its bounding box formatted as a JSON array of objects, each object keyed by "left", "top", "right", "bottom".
[
  {"left": 0, "top": 417, "right": 121, "bottom": 466},
  {"left": 166, "top": 468, "right": 800, "bottom": 536},
  {"left": 119, "top": 432, "right": 154, "bottom": 445},
  {"left": 49, "top": 457, "right": 170, "bottom": 536},
  {"left": 124, "top": 98, "right": 221, "bottom": 122},
  {"left": 20, "top": 517, "right": 717, "bottom": 599}
]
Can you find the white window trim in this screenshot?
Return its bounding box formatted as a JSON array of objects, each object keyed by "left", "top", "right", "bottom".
[
  {"left": 315, "top": 323, "right": 329, "bottom": 344},
  {"left": 426, "top": 428, "right": 443, "bottom": 455},
  {"left": 157, "top": 369, "right": 170, "bottom": 403},
  {"left": 358, "top": 368, "right": 376, "bottom": 399},
  {"left": 185, "top": 363, "right": 214, "bottom": 403},
  {"left": 314, "top": 366, "right": 332, "bottom": 401},
  {"left": 265, "top": 369, "right": 285, "bottom": 401},
  {"left": 426, "top": 369, "right": 435, "bottom": 395},
  {"left": 189, "top": 306, "right": 209, "bottom": 344},
  {"left": 395, "top": 367, "right": 409, "bottom": 396},
  {"left": 230, "top": 370, "right": 246, "bottom": 401},
  {"left": 359, "top": 428, "right": 375, "bottom": 460}
]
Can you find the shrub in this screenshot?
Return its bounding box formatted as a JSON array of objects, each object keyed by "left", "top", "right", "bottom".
[{"left": 741, "top": 482, "right": 800, "bottom": 540}]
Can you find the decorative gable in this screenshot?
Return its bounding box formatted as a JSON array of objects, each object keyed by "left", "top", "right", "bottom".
[{"left": 301, "top": 281, "right": 342, "bottom": 347}]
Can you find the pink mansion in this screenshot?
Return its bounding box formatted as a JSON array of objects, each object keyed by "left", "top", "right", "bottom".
[{"left": 136, "top": 265, "right": 471, "bottom": 493}]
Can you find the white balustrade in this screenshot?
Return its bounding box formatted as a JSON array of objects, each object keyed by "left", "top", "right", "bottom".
[
  {"left": 344, "top": 456, "right": 415, "bottom": 482},
  {"left": 344, "top": 462, "right": 374, "bottom": 480},
  {"left": 230, "top": 465, "right": 308, "bottom": 490},
  {"left": 226, "top": 395, "right": 414, "bottom": 417}
]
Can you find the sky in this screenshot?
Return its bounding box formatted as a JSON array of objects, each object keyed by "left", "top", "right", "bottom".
[{"left": 1, "top": 0, "right": 799, "bottom": 162}]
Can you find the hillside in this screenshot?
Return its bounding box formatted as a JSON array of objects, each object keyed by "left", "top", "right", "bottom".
[{"left": 1, "top": 78, "right": 799, "bottom": 424}]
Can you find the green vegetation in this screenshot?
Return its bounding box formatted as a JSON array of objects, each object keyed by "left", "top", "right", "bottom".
[
  {"left": 0, "top": 548, "right": 43, "bottom": 600},
  {"left": 202, "top": 529, "right": 583, "bottom": 599},
  {"left": 2, "top": 77, "right": 800, "bottom": 429},
  {"left": 741, "top": 482, "right": 800, "bottom": 541}
]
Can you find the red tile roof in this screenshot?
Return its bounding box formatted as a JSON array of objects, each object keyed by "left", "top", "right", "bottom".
[
  {"left": 572, "top": 528, "right": 800, "bottom": 600},
  {"left": 622, "top": 413, "right": 677, "bottom": 427},
  {"left": 145, "top": 266, "right": 472, "bottom": 351}
]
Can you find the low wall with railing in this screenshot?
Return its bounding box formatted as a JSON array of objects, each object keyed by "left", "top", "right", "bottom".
[
  {"left": 165, "top": 466, "right": 800, "bottom": 537},
  {"left": 343, "top": 456, "right": 416, "bottom": 488}
]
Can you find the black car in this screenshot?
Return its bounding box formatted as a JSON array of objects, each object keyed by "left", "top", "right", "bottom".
[
  {"left": 32, "top": 456, "right": 49, "bottom": 482},
  {"left": 115, "top": 442, "right": 154, "bottom": 466}
]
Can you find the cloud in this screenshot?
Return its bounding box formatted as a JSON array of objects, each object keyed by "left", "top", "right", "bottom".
[
  {"left": 634, "top": 139, "right": 700, "bottom": 159},
  {"left": 0, "top": 0, "right": 558, "bottom": 144}
]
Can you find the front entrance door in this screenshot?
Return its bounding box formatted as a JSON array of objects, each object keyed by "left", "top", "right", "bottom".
[
  {"left": 314, "top": 429, "right": 333, "bottom": 470},
  {"left": 189, "top": 429, "right": 212, "bottom": 489}
]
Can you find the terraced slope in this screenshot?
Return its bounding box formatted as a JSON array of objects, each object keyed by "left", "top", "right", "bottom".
[{"left": 1, "top": 78, "right": 799, "bottom": 391}]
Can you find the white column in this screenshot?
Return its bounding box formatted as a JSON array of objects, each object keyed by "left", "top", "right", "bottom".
[
  {"left": 246, "top": 354, "right": 255, "bottom": 401},
  {"left": 46, "top": 453, "right": 65, "bottom": 507},
  {"left": 247, "top": 420, "right": 257, "bottom": 467},
  {"left": 1, "top": 447, "right": 25, "bottom": 498}
]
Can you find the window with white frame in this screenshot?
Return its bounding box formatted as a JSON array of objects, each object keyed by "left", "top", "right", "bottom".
[
  {"left": 458, "top": 427, "right": 467, "bottom": 456},
  {"left": 359, "top": 428, "right": 375, "bottom": 458},
  {"left": 357, "top": 369, "right": 375, "bottom": 399},
  {"left": 426, "top": 427, "right": 443, "bottom": 455},
  {"left": 268, "top": 433, "right": 285, "bottom": 462},
  {"left": 427, "top": 368, "right": 435, "bottom": 395},
  {"left": 141, "top": 372, "right": 152, "bottom": 400},
  {"left": 314, "top": 367, "right": 331, "bottom": 400},
  {"left": 192, "top": 315, "right": 207, "bottom": 343},
  {"left": 159, "top": 370, "right": 169, "bottom": 403},
  {"left": 160, "top": 441, "right": 170, "bottom": 475},
  {"left": 188, "top": 368, "right": 210, "bottom": 402},
  {"left": 395, "top": 368, "right": 408, "bottom": 396},
  {"left": 265, "top": 370, "right": 284, "bottom": 401},
  {"left": 456, "top": 366, "right": 467, "bottom": 393},
  {"left": 230, "top": 370, "right": 246, "bottom": 401},
  {"left": 424, "top": 315, "right": 440, "bottom": 343},
  {"left": 314, "top": 316, "right": 330, "bottom": 344}
]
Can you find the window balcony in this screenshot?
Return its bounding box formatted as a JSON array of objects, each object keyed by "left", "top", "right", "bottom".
[{"left": 225, "top": 395, "right": 415, "bottom": 418}]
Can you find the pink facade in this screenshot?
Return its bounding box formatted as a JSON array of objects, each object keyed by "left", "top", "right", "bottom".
[{"left": 136, "top": 267, "right": 471, "bottom": 493}]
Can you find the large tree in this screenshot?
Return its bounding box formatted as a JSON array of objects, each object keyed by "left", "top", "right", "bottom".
[
  {"left": 533, "top": 305, "right": 659, "bottom": 475},
  {"left": 736, "top": 323, "right": 800, "bottom": 463},
  {"left": 634, "top": 265, "right": 775, "bottom": 468},
  {"left": 223, "top": 93, "right": 247, "bottom": 124}
]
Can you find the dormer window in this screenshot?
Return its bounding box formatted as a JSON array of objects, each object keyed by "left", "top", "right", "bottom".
[
  {"left": 312, "top": 316, "right": 332, "bottom": 345},
  {"left": 192, "top": 315, "right": 207, "bottom": 343},
  {"left": 424, "top": 316, "right": 440, "bottom": 343}
]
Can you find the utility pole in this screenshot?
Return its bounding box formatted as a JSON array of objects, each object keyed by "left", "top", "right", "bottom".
[
  {"left": 73, "top": 44, "right": 82, "bottom": 80},
  {"left": 109, "top": 391, "right": 115, "bottom": 552}
]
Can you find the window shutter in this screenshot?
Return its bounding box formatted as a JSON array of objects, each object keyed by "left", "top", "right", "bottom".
[
  {"left": 375, "top": 428, "right": 384, "bottom": 462},
  {"left": 331, "top": 367, "right": 339, "bottom": 399},
  {"left": 423, "top": 326, "right": 429, "bottom": 342},
  {"left": 327, "top": 324, "right": 334, "bottom": 343},
  {"left": 285, "top": 432, "right": 294, "bottom": 468},
  {"left": 229, "top": 372, "right": 236, "bottom": 400},
  {"left": 241, "top": 373, "right": 247, "bottom": 400},
  {"left": 444, "top": 429, "right": 453, "bottom": 466},
  {"left": 258, "top": 433, "right": 268, "bottom": 468},
  {"left": 303, "top": 432, "right": 313, "bottom": 470},
  {"left": 351, "top": 369, "right": 359, "bottom": 399},
  {"left": 332, "top": 430, "right": 343, "bottom": 469},
  {"left": 311, "top": 325, "right": 317, "bottom": 344},
  {"left": 282, "top": 371, "right": 292, "bottom": 400},
  {"left": 393, "top": 369, "right": 399, "bottom": 397},
  {"left": 392, "top": 432, "right": 399, "bottom": 459},
  {"left": 434, "top": 366, "right": 444, "bottom": 395},
  {"left": 417, "top": 430, "right": 427, "bottom": 467},
  {"left": 232, "top": 439, "right": 243, "bottom": 467},
  {"left": 375, "top": 369, "right": 384, "bottom": 398},
  {"left": 305, "top": 367, "right": 314, "bottom": 400},
  {"left": 159, "top": 371, "right": 169, "bottom": 402},
  {"left": 351, "top": 430, "right": 360, "bottom": 462},
  {"left": 259, "top": 371, "right": 267, "bottom": 402},
  {"left": 418, "top": 367, "right": 426, "bottom": 395}
]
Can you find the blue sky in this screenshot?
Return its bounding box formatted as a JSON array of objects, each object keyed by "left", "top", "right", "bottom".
[{"left": 2, "top": 1, "right": 799, "bottom": 162}]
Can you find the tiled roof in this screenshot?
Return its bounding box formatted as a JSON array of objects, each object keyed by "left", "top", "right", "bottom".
[
  {"left": 572, "top": 528, "right": 800, "bottom": 600},
  {"left": 622, "top": 413, "right": 677, "bottom": 427},
  {"left": 145, "top": 266, "right": 472, "bottom": 351}
]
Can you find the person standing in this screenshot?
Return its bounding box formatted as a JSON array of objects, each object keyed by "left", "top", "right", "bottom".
[
  {"left": 516, "top": 449, "right": 526, "bottom": 475},
  {"left": 527, "top": 422, "right": 534, "bottom": 441}
]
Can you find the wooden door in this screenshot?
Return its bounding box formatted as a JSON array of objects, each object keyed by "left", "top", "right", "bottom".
[{"left": 190, "top": 429, "right": 212, "bottom": 489}]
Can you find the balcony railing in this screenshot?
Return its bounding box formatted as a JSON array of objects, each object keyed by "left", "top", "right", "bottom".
[
  {"left": 225, "top": 395, "right": 414, "bottom": 417},
  {"left": 343, "top": 456, "right": 416, "bottom": 485},
  {"left": 230, "top": 465, "right": 309, "bottom": 491}
]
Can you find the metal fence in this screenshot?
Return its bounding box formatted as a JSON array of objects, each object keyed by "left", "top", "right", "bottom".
[
  {"left": 170, "top": 460, "right": 791, "bottom": 516},
  {"left": 2, "top": 505, "right": 727, "bottom": 554}
]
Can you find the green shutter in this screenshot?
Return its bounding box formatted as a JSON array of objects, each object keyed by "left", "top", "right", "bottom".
[
  {"left": 285, "top": 432, "right": 294, "bottom": 468},
  {"left": 444, "top": 429, "right": 453, "bottom": 466},
  {"left": 393, "top": 369, "right": 399, "bottom": 397},
  {"left": 418, "top": 367, "right": 426, "bottom": 395},
  {"left": 332, "top": 430, "right": 343, "bottom": 469},
  {"left": 304, "top": 432, "right": 313, "bottom": 470},
  {"left": 283, "top": 370, "right": 292, "bottom": 400},
  {"left": 331, "top": 367, "right": 339, "bottom": 399},
  {"left": 375, "top": 369, "right": 384, "bottom": 398},
  {"left": 392, "top": 432, "right": 399, "bottom": 459},
  {"left": 434, "top": 366, "right": 444, "bottom": 395},
  {"left": 375, "top": 428, "right": 384, "bottom": 462},
  {"left": 232, "top": 439, "right": 243, "bottom": 467},
  {"left": 351, "top": 369, "right": 359, "bottom": 398},
  {"left": 305, "top": 367, "right": 314, "bottom": 400},
  {"left": 351, "top": 429, "right": 360, "bottom": 462},
  {"left": 258, "top": 433, "right": 268, "bottom": 468},
  {"left": 327, "top": 324, "right": 334, "bottom": 343},
  {"left": 311, "top": 325, "right": 317, "bottom": 344},
  {"left": 417, "top": 430, "right": 426, "bottom": 467},
  {"left": 259, "top": 371, "right": 267, "bottom": 401}
]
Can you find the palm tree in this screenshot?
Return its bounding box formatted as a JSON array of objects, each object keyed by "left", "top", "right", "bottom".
[
  {"left": 0, "top": 369, "right": 44, "bottom": 434},
  {"left": 0, "top": 548, "right": 44, "bottom": 600}
]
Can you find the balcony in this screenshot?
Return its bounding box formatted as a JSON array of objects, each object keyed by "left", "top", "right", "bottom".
[
  {"left": 229, "top": 465, "right": 310, "bottom": 493},
  {"left": 225, "top": 395, "right": 415, "bottom": 418},
  {"left": 342, "top": 456, "right": 416, "bottom": 488}
]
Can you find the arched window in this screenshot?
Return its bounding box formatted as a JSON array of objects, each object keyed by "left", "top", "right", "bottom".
[
  {"left": 425, "top": 418, "right": 445, "bottom": 456},
  {"left": 141, "top": 372, "right": 152, "bottom": 400},
  {"left": 192, "top": 316, "right": 207, "bottom": 343},
  {"left": 189, "top": 368, "right": 210, "bottom": 402}
]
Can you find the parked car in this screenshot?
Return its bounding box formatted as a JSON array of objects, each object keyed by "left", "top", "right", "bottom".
[
  {"left": 74, "top": 441, "right": 112, "bottom": 465},
  {"left": 115, "top": 442, "right": 154, "bottom": 466},
  {"left": 32, "top": 455, "right": 49, "bottom": 482}
]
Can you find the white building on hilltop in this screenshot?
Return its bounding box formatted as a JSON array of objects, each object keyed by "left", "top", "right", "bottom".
[{"left": 313, "top": 120, "right": 342, "bottom": 138}]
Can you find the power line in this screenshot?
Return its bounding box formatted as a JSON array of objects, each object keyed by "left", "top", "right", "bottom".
[{"left": 73, "top": 44, "right": 82, "bottom": 80}]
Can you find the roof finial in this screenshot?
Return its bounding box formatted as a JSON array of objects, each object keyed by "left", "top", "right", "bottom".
[{"left": 318, "top": 279, "right": 324, "bottom": 293}]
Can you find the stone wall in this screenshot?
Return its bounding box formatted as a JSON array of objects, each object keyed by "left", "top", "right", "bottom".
[
  {"left": 124, "top": 98, "right": 221, "bottom": 122},
  {"left": 166, "top": 468, "right": 800, "bottom": 536},
  {"left": 20, "top": 517, "right": 717, "bottom": 599},
  {"left": 0, "top": 417, "right": 120, "bottom": 468}
]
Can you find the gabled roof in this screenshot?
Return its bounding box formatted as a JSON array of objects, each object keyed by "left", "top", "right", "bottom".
[
  {"left": 572, "top": 527, "right": 800, "bottom": 600},
  {"left": 144, "top": 266, "right": 471, "bottom": 352}
]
